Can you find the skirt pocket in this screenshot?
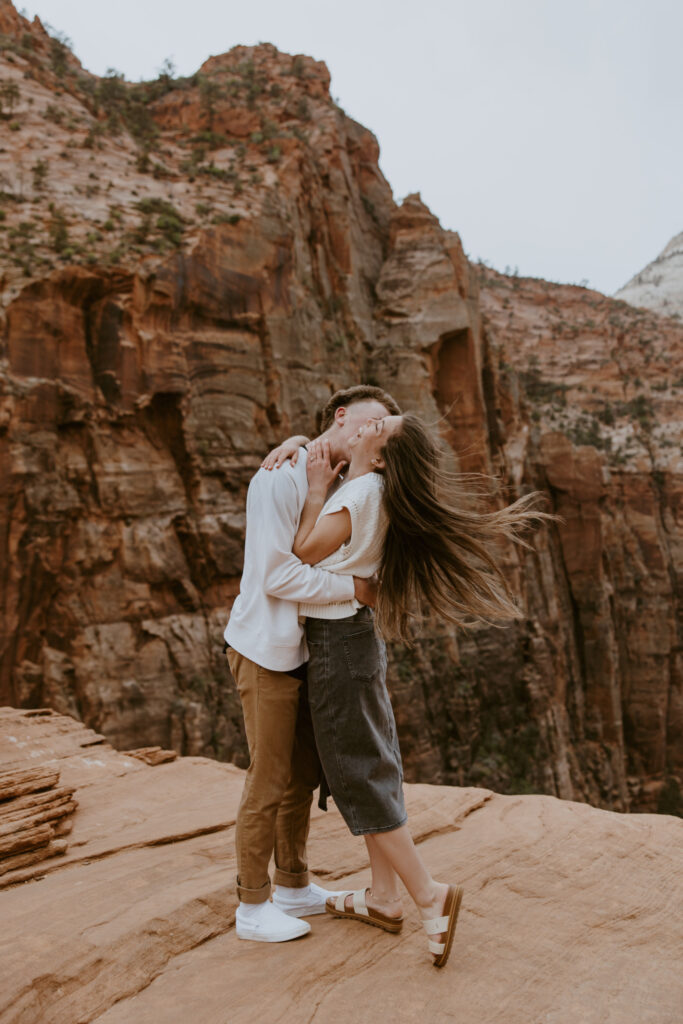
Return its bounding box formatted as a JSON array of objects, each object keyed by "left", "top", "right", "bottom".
[{"left": 342, "top": 628, "right": 381, "bottom": 683}]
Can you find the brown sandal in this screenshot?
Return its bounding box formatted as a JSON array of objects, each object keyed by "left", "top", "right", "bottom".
[
  {"left": 422, "top": 884, "right": 463, "bottom": 968},
  {"left": 325, "top": 888, "right": 403, "bottom": 933}
]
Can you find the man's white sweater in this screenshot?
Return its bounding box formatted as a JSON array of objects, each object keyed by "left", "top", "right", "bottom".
[{"left": 225, "top": 448, "right": 354, "bottom": 671}]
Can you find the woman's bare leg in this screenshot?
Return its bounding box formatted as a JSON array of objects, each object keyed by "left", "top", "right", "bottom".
[
  {"left": 365, "top": 834, "right": 404, "bottom": 915},
  {"left": 340, "top": 825, "right": 449, "bottom": 939},
  {"left": 372, "top": 826, "right": 446, "bottom": 904},
  {"left": 339, "top": 835, "right": 404, "bottom": 917},
  {"left": 364, "top": 825, "right": 451, "bottom": 949}
]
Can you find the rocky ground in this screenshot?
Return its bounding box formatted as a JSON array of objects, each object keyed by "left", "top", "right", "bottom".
[
  {"left": 1, "top": 706, "right": 682, "bottom": 1024},
  {"left": 0, "top": 1, "right": 681, "bottom": 815}
]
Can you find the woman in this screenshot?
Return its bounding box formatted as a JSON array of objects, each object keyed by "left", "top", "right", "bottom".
[{"left": 271, "top": 412, "right": 549, "bottom": 968}]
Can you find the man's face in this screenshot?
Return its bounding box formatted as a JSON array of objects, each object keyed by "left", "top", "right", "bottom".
[{"left": 337, "top": 400, "right": 390, "bottom": 440}]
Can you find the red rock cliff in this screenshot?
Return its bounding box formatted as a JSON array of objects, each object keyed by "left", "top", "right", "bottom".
[{"left": 0, "top": 1, "right": 681, "bottom": 814}]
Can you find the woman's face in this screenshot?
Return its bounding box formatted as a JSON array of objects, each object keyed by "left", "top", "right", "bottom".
[{"left": 348, "top": 415, "right": 403, "bottom": 469}]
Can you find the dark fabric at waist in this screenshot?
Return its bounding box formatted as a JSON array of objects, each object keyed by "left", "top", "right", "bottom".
[{"left": 305, "top": 606, "right": 374, "bottom": 639}]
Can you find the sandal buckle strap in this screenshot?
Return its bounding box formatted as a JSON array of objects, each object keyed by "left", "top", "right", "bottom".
[
  {"left": 334, "top": 891, "right": 353, "bottom": 913},
  {"left": 353, "top": 889, "right": 369, "bottom": 916},
  {"left": 423, "top": 915, "right": 449, "bottom": 935}
]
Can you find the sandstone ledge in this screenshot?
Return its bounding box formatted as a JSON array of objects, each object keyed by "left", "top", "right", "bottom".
[{"left": 0, "top": 708, "right": 681, "bottom": 1024}]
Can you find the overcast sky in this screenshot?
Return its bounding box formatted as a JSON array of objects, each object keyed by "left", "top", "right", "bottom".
[{"left": 18, "top": 0, "right": 683, "bottom": 295}]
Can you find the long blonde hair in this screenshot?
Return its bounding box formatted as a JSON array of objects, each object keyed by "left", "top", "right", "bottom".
[{"left": 376, "top": 414, "right": 551, "bottom": 640}]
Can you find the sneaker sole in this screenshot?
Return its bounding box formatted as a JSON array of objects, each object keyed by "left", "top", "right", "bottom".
[
  {"left": 271, "top": 902, "right": 327, "bottom": 918},
  {"left": 236, "top": 923, "right": 311, "bottom": 942}
]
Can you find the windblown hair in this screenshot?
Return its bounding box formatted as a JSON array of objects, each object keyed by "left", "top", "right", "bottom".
[
  {"left": 375, "top": 414, "right": 552, "bottom": 641},
  {"left": 318, "top": 385, "right": 402, "bottom": 432}
]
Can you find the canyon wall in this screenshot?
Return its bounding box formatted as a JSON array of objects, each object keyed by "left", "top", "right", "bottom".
[{"left": 0, "top": 2, "right": 681, "bottom": 813}]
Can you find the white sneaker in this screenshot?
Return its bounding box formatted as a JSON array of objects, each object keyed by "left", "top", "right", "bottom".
[
  {"left": 272, "top": 882, "right": 345, "bottom": 918},
  {"left": 235, "top": 900, "right": 311, "bottom": 942}
]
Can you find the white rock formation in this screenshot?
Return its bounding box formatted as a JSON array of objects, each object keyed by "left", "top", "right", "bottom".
[{"left": 615, "top": 231, "right": 683, "bottom": 320}]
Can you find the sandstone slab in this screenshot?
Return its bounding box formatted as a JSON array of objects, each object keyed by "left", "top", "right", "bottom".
[{"left": 0, "top": 710, "right": 681, "bottom": 1024}]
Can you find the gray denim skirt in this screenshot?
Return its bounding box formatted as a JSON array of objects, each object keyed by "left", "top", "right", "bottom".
[{"left": 305, "top": 607, "right": 407, "bottom": 836}]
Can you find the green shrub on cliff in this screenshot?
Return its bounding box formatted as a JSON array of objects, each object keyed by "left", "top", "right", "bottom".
[
  {"left": 566, "top": 414, "right": 611, "bottom": 451},
  {"left": 212, "top": 212, "right": 241, "bottom": 225},
  {"left": 6, "top": 218, "right": 38, "bottom": 274},
  {"left": 596, "top": 402, "right": 615, "bottom": 425},
  {"left": 0, "top": 80, "right": 20, "bottom": 118},
  {"left": 135, "top": 198, "right": 185, "bottom": 248},
  {"left": 520, "top": 364, "right": 568, "bottom": 405},
  {"left": 47, "top": 29, "right": 71, "bottom": 78},
  {"left": 192, "top": 130, "right": 227, "bottom": 150},
  {"left": 31, "top": 159, "right": 48, "bottom": 192},
  {"left": 92, "top": 69, "right": 158, "bottom": 147},
  {"left": 48, "top": 203, "right": 69, "bottom": 253}
]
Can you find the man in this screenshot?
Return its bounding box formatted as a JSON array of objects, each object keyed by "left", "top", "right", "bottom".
[{"left": 225, "top": 385, "right": 401, "bottom": 942}]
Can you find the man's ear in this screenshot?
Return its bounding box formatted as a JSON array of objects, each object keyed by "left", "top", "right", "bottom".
[{"left": 334, "top": 406, "right": 346, "bottom": 426}]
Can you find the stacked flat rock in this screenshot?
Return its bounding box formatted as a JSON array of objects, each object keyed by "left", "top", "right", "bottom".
[
  {"left": 0, "top": 763, "right": 77, "bottom": 875},
  {"left": 123, "top": 746, "right": 178, "bottom": 766}
]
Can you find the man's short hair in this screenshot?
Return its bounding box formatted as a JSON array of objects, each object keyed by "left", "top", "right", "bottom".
[{"left": 318, "top": 384, "right": 401, "bottom": 432}]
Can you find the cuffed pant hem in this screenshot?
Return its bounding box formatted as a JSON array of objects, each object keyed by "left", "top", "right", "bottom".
[
  {"left": 273, "top": 868, "right": 309, "bottom": 888},
  {"left": 236, "top": 877, "right": 271, "bottom": 904}
]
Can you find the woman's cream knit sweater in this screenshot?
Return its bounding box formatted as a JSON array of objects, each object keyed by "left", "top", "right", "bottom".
[{"left": 299, "top": 471, "right": 387, "bottom": 620}]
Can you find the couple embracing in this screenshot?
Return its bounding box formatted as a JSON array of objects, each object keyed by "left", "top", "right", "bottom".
[{"left": 224, "top": 385, "right": 546, "bottom": 969}]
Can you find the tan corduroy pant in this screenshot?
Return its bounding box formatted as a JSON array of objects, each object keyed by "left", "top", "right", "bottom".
[{"left": 226, "top": 648, "right": 322, "bottom": 904}]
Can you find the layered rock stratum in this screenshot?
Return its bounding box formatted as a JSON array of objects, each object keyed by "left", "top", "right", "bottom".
[
  {"left": 616, "top": 230, "right": 683, "bottom": 321},
  {"left": 1, "top": 707, "right": 682, "bottom": 1024},
  {"left": 0, "top": 1, "right": 682, "bottom": 815}
]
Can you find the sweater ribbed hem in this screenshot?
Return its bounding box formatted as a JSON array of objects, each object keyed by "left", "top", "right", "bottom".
[{"left": 299, "top": 598, "right": 360, "bottom": 619}]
